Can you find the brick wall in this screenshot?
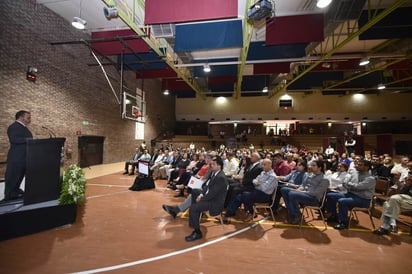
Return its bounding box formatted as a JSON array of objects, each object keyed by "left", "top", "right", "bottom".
[{"left": 0, "top": 0, "right": 175, "bottom": 172}]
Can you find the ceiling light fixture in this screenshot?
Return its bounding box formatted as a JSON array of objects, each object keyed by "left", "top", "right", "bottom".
[
  {"left": 359, "top": 57, "right": 370, "bottom": 66},
  {"left": 316, "top": 0, "right": 332, "bottom": 8},
  {"left": 262, "top": 86, "right": 268, "bottom": 93},
  {"left": 163, "top": 89, "right": 170, "bottom": 95},
  {"left": 72, "top": 0, "right": 86, "bottom": 30},
  {"left": 72, "top": 17, "right": 87, "bottom": 29},
  {"left": 203, "top": 64, "right": 211, "bottom": 73},
  {"left": 377, "top": 83, "right": 386, "bottom": 90}
]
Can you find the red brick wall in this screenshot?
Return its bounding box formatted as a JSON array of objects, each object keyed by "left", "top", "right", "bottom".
[{"left": 0, "top": 0, "right": 175, "bottom": 172}]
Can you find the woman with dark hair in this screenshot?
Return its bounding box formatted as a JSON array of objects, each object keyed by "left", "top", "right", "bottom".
[{"left": 280, "top": 160, "right": 329, "bottom": 224}]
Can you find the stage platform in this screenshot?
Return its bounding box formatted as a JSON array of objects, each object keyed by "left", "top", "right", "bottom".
[{"left": 0, "top": 199, "right": 77, "bottom": 241}]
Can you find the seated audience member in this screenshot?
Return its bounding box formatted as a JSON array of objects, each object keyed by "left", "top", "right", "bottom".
[
  {"left": 374, "top": 171, "right": 412, "bottom": 235},
  {"left": 328, "top": 163, "right": 350, "bottom": 194},
  {"left": 158, "top": 150, "right": 175, "bottom": 179},
  {"left": 162, "top": 156, "right": 228, "bottom": 242},
  {"left": 241, "top": 159, "right": 278, "bottom": 221},
  {"left": 339, "top": 152, "right": 351, "bottom": 167},
  {"left": 138, "top": 149, "right": 151, "bottom": 162},
  {"left": 326, "top": 159, "right": 376, "bottom": 230},
  {"left": 150, "top": 149, "right": 168, "bottom": 179},
  {"left": 223, "top": 152, "right": 240, "bottom": 177},
  {"left": 378, "top": 156, "right": 394, "bottom": 180},
  {"left": 173, "top": 153, "right": 201, "bottom": 197},
  {"left": 224, "top": 152, "right": 262, "bottom": 212},
  {"left": 123, "top": 147, "right": 142, "bottom": 175},
  {"left": 323, "top": 160, "right": 333, "bottom": 180},
  {"left": 163, "top": 151, "right": 182, "bottom": 181},
  {"left": 285, "top": 153, "right": 296, "bottom": 171},
  {"left": 370, "top": 155, "right": 382, "bottom": 178},
  {"left": 390, "top": 156, "right": 409, "bottom": 176},
  {"left": 169, "top": 152, "right": 190, "bottom": 184},
  {"left": 281, "top": 160, "right": 329, "bottom": 225},
  {"left": 348, "top": 155, "right": 362, "bottom": 175},
  {"left": 272, "top": 161, "right": 309, "bottom": 213},
  {"left": 149, "top": 149, "right": 161, "bottom": 167},
  {"left": 329, "top": 154, "right": 339, "bottom": 172},
  {"left": 272, "top": 153, "right": 291, "bottom": 176}
]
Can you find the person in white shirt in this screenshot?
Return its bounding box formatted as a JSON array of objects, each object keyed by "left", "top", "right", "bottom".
[
  {"left": 325, "top": 145, "right": 335, "bottom": 158},
  {"left": 223, "top": 152, "right": 239, "bottom": 177}
]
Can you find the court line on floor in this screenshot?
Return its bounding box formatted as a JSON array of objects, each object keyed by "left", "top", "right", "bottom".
[{"left": 72, "top": 217, "right": 269, "bottom": 274}]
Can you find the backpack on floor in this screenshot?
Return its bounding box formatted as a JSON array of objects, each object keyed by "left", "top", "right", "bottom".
[{"left": 129, "top": 175, "right": 155, "bottom": 191}]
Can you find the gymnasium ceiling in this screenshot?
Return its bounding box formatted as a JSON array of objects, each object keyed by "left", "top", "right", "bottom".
[{"left": 38, "top": 0, "right": 412, "bottom": 100}]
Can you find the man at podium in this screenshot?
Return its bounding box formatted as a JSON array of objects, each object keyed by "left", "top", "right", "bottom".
[{"left": 3, "top": 110, "right": 33, "bottom": 201}]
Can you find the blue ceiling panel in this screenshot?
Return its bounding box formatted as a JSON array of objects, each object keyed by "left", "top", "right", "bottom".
[
  {"left": 288, "top": 71, "right": 345, "bottom": 90},
  {"left": 209, "top": 82, "right": 234, "bottom": 92},
  {"left": 241, "top": 75, "right": 267, "bottom": 91},
  {"left": 175, "top": 90, "right": 196, "bottom": 98},
  {"left": 247, "top": 42, "right": 307, "bottom": 60},
  {"left": 193, "top": 63, "right": 238, "bottom": 77},
  {"left": 343, "top": 71, "right": 383, "bottom": 88},
  {"left": 359, "top": 7, "right": 412, "bottom": 40},
  {"left": 175, "top": 19, "right": 243, "bottom": 52}
]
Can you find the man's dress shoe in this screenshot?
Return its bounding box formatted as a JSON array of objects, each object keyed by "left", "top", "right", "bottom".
[
  {"left": 162, "top": 204, "right": 177, "bottom": 219},
  {"left": 185, "top": 231, "right": 203, "bottom": 242}
]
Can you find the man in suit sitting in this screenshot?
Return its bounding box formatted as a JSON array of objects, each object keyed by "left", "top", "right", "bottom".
[
  {"left": 163, "top": 156, "right": 228, "bottom": 242},
  {"left": 123, "top": 147, "right": 142, "bottom": 175},
  {"left": 223, "top": 152, "right": 262, "bottom": 221},
  {"left": 3, "top": 110, "right": 33, "bottom": 201}
]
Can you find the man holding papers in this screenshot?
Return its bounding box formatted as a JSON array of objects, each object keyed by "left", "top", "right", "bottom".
[{"left": 162, "top": 156, "right": 228, "bottom": 241}]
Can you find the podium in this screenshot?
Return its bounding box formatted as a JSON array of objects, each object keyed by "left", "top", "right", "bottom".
[
  {"left": 0, "top": 138, "right": 78, "bottom": 241},
  {"left": 25, "top": 138, "right": 65, "bottom": 205}
]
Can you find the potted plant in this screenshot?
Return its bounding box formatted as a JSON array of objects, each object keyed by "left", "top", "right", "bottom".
[{"left": 59, "top": 164, "right": 87, "bottom": 222}]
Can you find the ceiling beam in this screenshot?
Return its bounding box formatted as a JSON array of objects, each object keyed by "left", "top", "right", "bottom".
[
  {"left": 234, "top": 0, "right": 254, "bottom": 99},
  {"left": 268, "top": 0, "right": 408, "bottom": 98},
  {"left": 101, "top": 0, "right": 206, "bottom": 99}
]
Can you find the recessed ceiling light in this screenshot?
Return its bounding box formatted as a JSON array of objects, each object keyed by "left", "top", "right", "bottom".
[
  {"left": 359, "top": 57, "right": 370, "bottom": 66},
  {"left": 317, "top": 0, "right": 332, "bottom": 8},
  {"left": 377, "top": 83, "right": 386, "bottom": 90}
]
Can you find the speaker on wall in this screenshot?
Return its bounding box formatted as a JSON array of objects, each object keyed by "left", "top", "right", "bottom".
[{"left": 279, "top": 99, "right": 292, "bottom": 108}]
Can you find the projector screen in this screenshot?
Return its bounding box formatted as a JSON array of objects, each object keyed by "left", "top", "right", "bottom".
[{"left": 138, "top": 161, "right": 149, "bottom": 176}]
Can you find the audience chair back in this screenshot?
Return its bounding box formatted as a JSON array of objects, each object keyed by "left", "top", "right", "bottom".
[
  {"left": 348, "top": 196, "right": 376, "bottom": 230},
  {"left": 375, "top": 178, "right": 390, "bottom": 197},
  {"left": 252, "top": 187, "right": 277, "bottom": 225},
  {"left": 299, "top": 183, "right": 328, "bottom": 230}
]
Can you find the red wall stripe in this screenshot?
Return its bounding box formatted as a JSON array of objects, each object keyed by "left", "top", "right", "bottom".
[
  {"left": 266, "top": 14, "right": 324, "bottom": 45},
  {"left": 144, "top": 0, "right": 238, "bottom": 24},
  {"left": 254, "top": 63, "right": 291, "bottom": 74},
  {"left": 136, "top": 67, "right": 177, "bottom": 79}
]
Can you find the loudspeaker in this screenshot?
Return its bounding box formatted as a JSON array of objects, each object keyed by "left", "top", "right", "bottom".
[{"left": 279, "top": 99, "right": 292, "bottom": 108}]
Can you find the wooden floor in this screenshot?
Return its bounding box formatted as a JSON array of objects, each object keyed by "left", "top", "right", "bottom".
[{"left": 1, "top": 163, "right": 411, "bottom": 274}]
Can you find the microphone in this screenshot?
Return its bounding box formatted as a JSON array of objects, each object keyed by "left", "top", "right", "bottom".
[{"left": 42, "top": 126, "right": 56, "bottom": 138}]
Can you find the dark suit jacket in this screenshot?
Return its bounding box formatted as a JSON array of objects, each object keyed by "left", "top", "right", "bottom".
[
  {"left": 200, "top": 170, "right": 228, "bottom": 215},
  {"left": 7, "top": 122, "right": 33, "bottom": 163},
  {"left": 242, "top": 162, "right": 263, "bottom": 192}
]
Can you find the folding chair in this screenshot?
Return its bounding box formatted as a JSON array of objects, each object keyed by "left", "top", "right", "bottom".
[
  {"left": 299, "top": 191, "right": 328, "bottom": 230},
  {"left": 348, "top": 197, "right": 376, "bottom": 230},
  {"left": 252, "top": 187, "right": 277, "bottom": 225}
]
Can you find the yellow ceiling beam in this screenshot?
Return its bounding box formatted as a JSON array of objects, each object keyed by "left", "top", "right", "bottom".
[
  {"left": 234, "top": 0, "right": 255, "bottom": 99},
  {"left": 102, "top": 0, "right": 206, "bottom": 99}
]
